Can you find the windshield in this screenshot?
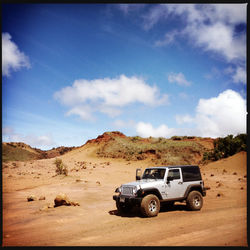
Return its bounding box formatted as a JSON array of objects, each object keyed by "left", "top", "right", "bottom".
[{"left": 142, "top": 168, "right": 166, "bottom": 180}]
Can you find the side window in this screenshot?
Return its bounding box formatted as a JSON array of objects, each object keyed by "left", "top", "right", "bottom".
[{"left": 168, "top": 169, "right": 180, "bottom": 180}]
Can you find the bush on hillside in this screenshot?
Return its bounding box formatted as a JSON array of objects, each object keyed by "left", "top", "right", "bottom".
[
  {"left": 54, "top": 158, "right": 68, "bottom": 176},
  {"left": 203, "top": 134, "right": 246, "bottom": 161}
]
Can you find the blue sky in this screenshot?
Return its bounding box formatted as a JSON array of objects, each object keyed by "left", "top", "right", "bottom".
[{"left": 2, "top": 4, "right": 247, "bottom": 150}]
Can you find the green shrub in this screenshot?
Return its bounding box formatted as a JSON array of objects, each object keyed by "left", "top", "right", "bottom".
[
  {"left": 54, "top": 158, "right": 68, "bottom": 176},
  {"left": 203, "top": 134, "right": 246, "bottom": 162}
]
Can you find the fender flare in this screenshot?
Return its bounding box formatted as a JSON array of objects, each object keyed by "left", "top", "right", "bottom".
[
  {"left": 138, "top": 188, "right": 163, "bottom": 200},
  {"left": 184, "top": 184, "right": 203, "bottom": 199}
]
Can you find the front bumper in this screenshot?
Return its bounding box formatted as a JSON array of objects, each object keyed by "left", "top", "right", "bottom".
[
  {"left": 113, "top": 195, "right": 142, "bottom": 205},
  {"left": 202, "top": 188, "right": 207, "bottom": 197}
]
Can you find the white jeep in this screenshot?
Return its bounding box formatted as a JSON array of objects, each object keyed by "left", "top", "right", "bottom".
[{"left": 113, "top": 165, "right": 206, "bottom": 217}]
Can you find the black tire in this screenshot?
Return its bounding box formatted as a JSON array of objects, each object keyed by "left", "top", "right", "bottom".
[
  {"left": 186, "top": 191, "right": 203, "bottom": 211},
  {"left": 116, "top": 200, "right": 132, "bottom": 214},
  {"left": 140, "top": 194, "right": 160, "bottom": 217}
]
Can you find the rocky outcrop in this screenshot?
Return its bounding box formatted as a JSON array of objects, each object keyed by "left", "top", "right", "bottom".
[{"left": 54, "top": 193, "right": 80, "bottom": 207}]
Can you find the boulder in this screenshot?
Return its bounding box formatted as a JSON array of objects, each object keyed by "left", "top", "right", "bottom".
[
  {"left": 27, "top": 195, "right": 37, "bottom": 202},
  {"left": 39, "top": 196, "right": 46, "bottom": 200},
  {"left": 54, "top": 193, "right": 71, "bottom": 207}
]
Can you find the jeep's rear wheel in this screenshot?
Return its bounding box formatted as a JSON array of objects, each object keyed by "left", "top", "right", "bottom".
[
  {"left": 140, "top": 194, "right": 160, "bottom": 217},
  {"left": 116, "top": 200, "right": 132, "bottom": 214},
  {"left": 186, "top": 191, "right": 203, "bottom": 211}
]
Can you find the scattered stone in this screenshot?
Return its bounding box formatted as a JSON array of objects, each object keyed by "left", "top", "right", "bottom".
[
  {"left": 96, "top": 181, "right": 101, "bottom": 185},
  {"left": 238, "top": 178, "right": 242, "bottom": 181},
  {"left": 216, "top": 192, "right": 224, "bottom": 198},
  {"left": 240, "top": 187, "right": 244, "bottom": 190},
  {"left": 54, "top": 193, "right": 80, "bottom": 207},
  {"left": 233, "top": 172, "right": 237, "bottom": 175},
  {"left": 210, "top": 174, "right": 214, "bottom": 177},
  {"left": 39, "top": 205, "right": 49, "bottom": 211},
  {"left": 48, "top": 203, "right": 54, "bottom": 208},
  {"left": 216, "top": 183, "right": 223, "bottom": 188},
  {"left": 76, "top": 179, "right": 83, "bottom": 182},
  {"left": 244, "top": 175, "right": 247, "bottom": 178},
  {"left": 54, "top": 193, "right": 71, "bottom": 207},
  {"left": 27, "top": 195, "right": 37, "bottom": 202},
  {"left": 39, "top": 196, "right": 46, "bottom": 200},
  {"left": 222, "top": 169, "right": 227, "bottom": 174},
  {"left": 70, "top": 201, "right": 80, "bottom": 206},
  {"left": 8, "top": 175, "right": 13, "bottom": 178}
]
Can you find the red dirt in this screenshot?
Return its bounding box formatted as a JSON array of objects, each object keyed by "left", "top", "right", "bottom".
[{"left": 2, "top": 145, "right": 247, "bottom": 246}]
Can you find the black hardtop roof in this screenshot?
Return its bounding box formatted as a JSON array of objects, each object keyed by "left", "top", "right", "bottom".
[
  {"left": 146, "top": 165, "right": 199, "bottom": 169},
  {"left": 168, "top": 165, "right": 199, "bottom": 169}
]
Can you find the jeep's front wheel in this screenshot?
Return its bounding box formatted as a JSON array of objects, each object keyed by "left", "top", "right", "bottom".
[
  {"left": 186, "top": 191, "right": 203, "bottom": 211},
  {"left": 140, "top": 194, "right": 160, "bottom": 217}
]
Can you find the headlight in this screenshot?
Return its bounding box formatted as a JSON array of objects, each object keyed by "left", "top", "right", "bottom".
[{"left": 132, "top": 186, "right": 138, "bottom": 195}]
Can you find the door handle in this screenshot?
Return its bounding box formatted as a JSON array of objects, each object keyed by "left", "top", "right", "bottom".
[{"left": 178, "top": 181, "right": 183, "bottom": 184}]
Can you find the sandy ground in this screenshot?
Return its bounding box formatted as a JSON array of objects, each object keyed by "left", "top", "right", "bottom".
[{"left": 2, "top": 144, "right": 248, "bottom": 246}]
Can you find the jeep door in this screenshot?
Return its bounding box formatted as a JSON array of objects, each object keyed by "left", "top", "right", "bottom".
[{"left": 165, "top": 168, "right": 185, "bottom": 199}]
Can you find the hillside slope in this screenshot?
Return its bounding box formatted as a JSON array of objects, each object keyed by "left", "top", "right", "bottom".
[
  {"left": 2, "top": 142, "right": 76, "bottom": 162},
  {"left": 85, "top": 131, "right": 214, "bottom": 165}
]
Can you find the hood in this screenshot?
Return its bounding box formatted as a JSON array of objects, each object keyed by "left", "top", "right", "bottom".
[{"left": 122, "top": 179, "right": 163, "bottom": 188}]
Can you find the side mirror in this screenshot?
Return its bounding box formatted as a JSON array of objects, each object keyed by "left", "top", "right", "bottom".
[
  {"left": 167, "top": 176, "right": 174, "bottom": 183},
  {"left": 136, "top": 168, "right": 142, "bottom": 180}
]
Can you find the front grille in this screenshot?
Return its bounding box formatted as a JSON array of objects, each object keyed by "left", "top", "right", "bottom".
[{"left": 121, "top": 186, "right": 133, "bottom": 195}]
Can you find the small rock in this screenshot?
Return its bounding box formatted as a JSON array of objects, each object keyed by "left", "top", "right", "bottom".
[
  {"left": 39, "top": 196, "right": 46, "bottom": 200},
  {"left": 54, "top": 193, "right": 71, "bottom": 207},
  {"left": 96, "top": 181, "right": 101, "bottom": 185},
  {"left": 233, "top": 172, "right": 237, "bottom": 175},
  {"left": 244, "top": 175, "right": 247, "bottom": 178},
  {"left": 76, "top": 179, "right": 83, "bottom": 182},
  {"left": 216, "top": 193, "right": 223, "bottom": 198},
  {"left": 240, "top": 187, "right": 244, "bottom": 190},
  {"left": 210, "top": 174, "right": 214, "bottom": 177},
  {"left": 216, "top": 183, "right": 222, "bottom": 188},
  {"left": 39, "top": 205, "right": 49, "bottom": 211},
  {"left": 70, "top": 201, "right": 80, "bottom": 206},
  {"left": 27, "top": 195, "right": 37, "bottom": 202}
]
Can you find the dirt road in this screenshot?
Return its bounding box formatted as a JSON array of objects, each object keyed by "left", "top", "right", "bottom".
[{"left": 2, "top": 149, "right": 247, "bottom": 246}]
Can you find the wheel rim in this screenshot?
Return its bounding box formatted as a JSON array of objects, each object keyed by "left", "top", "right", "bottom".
[
  {"left": 148, "top": 200, "right": 157, "bottom": 212},
  {"left": 193, "top": 196, "right": 201, "bottom": 207}
]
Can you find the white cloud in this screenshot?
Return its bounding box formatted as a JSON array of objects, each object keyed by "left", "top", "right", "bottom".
[
  {"left": 136, "top": 89, "right": 246, "bottom": 139},
  {"left": 113, "top": 119, "right": 136, "bottom": 129},
  {"left": 168, "top": 72, "right": 191, "bottom": 86},
  {"left": 154, "top": 30, "right": 179, "bottom": 47},
  {"left": 175, "top": 114, "right": 193, "bottom": 125},
  {"left": 195, "top": 89, "right": 246, "bottom": 137},
  {"left": 54, "top": 74, "right": 169, "bottom": 120},
  {"left": 144, "top": 4, "right": 246, "bottom": 82},
  {"left": 232, "top": 66, "right": 246, "bottom": 84},
  {"left": 2, "top": 126, "right": 55, "bottom": 148},
  {"left": 136, "top": 122, "right": 177, "bottom": 138},
  {"left": 117, "top": 4, "right": 145, "bottom": 15},
  {"left": 176, "top": 89, "right": 246, "bottom": 137},
  {"left": 2, "top": 32, "right": 30, "bottom": 76}
]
